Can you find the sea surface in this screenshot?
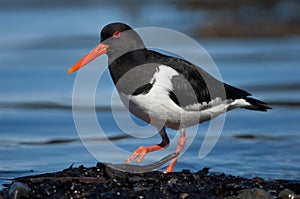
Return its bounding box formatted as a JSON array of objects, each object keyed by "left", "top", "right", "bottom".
[{"left": 1, "top": 1, "right": 300, "bottom": 190}]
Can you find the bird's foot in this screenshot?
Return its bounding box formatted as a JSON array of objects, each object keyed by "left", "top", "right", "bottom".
[
  {"left": 163, "top": 159, "right": 177, "bottom": 173},
  {"left": 163, "top": 129, "right": 187, "bottom": 173},
  {"left": 126, "top": 144, "right": 164, "bottom": 163}
]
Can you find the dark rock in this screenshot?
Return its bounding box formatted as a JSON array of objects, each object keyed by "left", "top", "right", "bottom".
[
  {"left": 278, "top": 188, "right": 298, "bottom": 199},
  {"left": 105, "top": 166, "right": 128, "bottom": 180},
  {"left": 237, "top": 188, "right": 273, "bottom": 199},
  {"left": 179, "top": 193, "right": 189, "bottom": 199},
  {"left": 253, "top": 177, "right": 265, "bottom": 184},
  {"left": 8, "top": 182, "right": 31, "bottom": 199},
  {"left": 167, "top": 178, "right": 179, "bottom": 185}
]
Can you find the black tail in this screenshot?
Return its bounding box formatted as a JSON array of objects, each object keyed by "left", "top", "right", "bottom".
[
  {"left": 224, "top": 83, "right": 271, "bottom": 112},
  {"left": 244, "top": 97, "right": 272, "bottom": 112}
]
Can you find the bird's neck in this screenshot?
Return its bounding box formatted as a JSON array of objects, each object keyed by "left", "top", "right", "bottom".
[
  {"left": 108, "top": 49, "right": 149, "bottom": 85},
  {"left": 106, "top": 41, "right": 146, "bottom": 65}
]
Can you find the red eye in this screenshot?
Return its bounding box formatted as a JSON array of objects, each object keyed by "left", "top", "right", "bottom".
[{"left": 113, "top": 31, "right": 121, "bottom": 38}]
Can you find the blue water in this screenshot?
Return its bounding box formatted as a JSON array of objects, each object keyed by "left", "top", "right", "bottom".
[{"left": 1, "top": 1, "right": 300, "bottom": 190}]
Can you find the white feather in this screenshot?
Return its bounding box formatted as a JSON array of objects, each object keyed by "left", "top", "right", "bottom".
[
  {"left": 183, "top": 97, "right": 226, "bottom": 111},
  {"left": 151, "top": 65, "right": 179, "bottom": 90}
]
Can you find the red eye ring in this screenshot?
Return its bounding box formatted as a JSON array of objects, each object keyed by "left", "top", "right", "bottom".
[{"left": 113, "top": 31, "right": 121, "bottom": 38}]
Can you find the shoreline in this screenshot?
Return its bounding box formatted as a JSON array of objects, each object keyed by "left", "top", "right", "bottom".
[{"left": 1, "top": 163, "right": 299, "bottom": 199}]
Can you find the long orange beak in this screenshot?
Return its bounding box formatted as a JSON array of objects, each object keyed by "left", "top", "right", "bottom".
[{"left": 68, "top": 43, "right": 109, "bottom": 74}]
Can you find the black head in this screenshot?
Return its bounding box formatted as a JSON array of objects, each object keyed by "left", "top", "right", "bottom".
[
  {"left": 100, "top": 22, "right": 132, "bottom": 42},
  {"left": 68, "top": 22, "right": 145, "bottom": 74},
  {"left": 100, "top": 22, "right": 145, "bottom": 61}
]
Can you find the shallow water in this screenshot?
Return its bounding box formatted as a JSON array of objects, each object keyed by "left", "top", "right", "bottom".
[{"left": 1, "top": 1, "right": 300, "bottom": 190}]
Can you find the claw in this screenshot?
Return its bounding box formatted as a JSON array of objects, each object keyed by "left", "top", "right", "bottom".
[
  {"left": 163, "top": 166, "right": 174, "bottom": 173},
  {"left": 126, "top": 144, "right": 165, "bottom": 163},
  {"left": 163, "top": 156, "right": 178, "bottom": 173},
  {"left": 126, "top": 146, "right": 148, "bottom": 163}
]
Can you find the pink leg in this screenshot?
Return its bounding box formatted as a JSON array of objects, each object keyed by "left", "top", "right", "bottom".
[
  {"left": 164, "top": 128, "right": 187, "bottom": 173},
  {"left": 126, "top": 127, "right": 169, "bottom": 163}
]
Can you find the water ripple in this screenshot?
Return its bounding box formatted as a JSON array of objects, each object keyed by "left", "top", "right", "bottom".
[
  {"left": 0, "top": 101, "right": 126, "bottom": 111},
  {"left": 0, "top": 135, "right": 129, "bottom": 147}
]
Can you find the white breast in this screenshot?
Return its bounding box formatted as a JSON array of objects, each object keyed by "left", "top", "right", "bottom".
[
  {"left": 121, "top": 65, "right": 182, "bottom": 127},
  {"left": 151, "top": 65, "right": 179, "bottom": 90}
]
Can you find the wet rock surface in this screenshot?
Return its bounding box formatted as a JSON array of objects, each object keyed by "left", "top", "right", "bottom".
[{"left": 1, "top": 163, "right": 300, "bottom": 199}]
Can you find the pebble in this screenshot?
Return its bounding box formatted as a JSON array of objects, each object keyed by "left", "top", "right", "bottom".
[
  {"left": 8, "top": 182, "right": 31, "bottom": 199},
  {"left": 253, "top": 177, "right": 265, "bottom": 183},
  {"left": 236, "top": 188, "right": 273, "bottom": 199},
  {"left": 278, "top": 188, "right": 298, "bottom": 199},
  {"left": 168, "top": 178, "right": 179, "bottom": 185},
  {"left": 179, "top": 193, "right": 189, "bottom": 199}
]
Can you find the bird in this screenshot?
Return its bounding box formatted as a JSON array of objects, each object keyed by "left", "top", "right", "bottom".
[{"left": 68, "top": 22, "right": 271, "bottom": 173}]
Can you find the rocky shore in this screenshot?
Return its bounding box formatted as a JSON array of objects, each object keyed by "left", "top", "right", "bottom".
[{"left": 1, "top": 162, "right": 299, "bottom": 199}]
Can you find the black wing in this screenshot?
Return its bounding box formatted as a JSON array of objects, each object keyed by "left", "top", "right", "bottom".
[{"left": 146, "top": 50, "right": 251, "bottom": 107}]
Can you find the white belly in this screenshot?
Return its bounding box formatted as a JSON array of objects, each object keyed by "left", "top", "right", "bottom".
[{"left": 120, "top": 86, "right": 246, "bottom": 130}]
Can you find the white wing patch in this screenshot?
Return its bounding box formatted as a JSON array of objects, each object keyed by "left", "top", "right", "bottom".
[
  {"left": 121, "top": 65, "right": 182, "bottom": 127},
  {"left": 183, "top": 97, "right": 226, "bottom": 111},
  {"left": 229, "top": 98, "right": 251, "bottom": 109},
  {"left": 151, "top": 65, "right": 179, "bottom": 91}
]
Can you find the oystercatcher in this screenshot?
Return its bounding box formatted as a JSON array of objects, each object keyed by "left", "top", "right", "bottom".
[{"left": 68, "top": 22, "right": 271, "bottom": 173}]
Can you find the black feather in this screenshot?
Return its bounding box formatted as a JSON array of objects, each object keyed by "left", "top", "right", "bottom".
[
  {"left": 244, "top": 97, "right": 272, "bottom": 112},
  {"left": 132, "top": 83, "right": 153, "bottom": 95},
  {"left": 169, "top": 91, "right": 180, "bottom": 106}
]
